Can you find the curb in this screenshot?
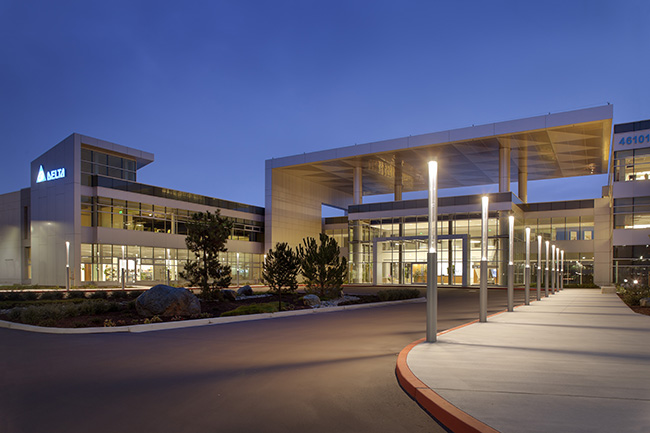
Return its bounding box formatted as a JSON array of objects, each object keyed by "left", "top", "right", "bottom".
[
  {"left": 0, "top": 297, "right": 426, "bottom": 334},
  {"left": 395, "top": 306, "right": 526, "bottom": 433}
]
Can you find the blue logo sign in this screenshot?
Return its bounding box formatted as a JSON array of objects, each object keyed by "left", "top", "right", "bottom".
[{"left": 36, "top": 165, "right": 66, "bottom": 183}]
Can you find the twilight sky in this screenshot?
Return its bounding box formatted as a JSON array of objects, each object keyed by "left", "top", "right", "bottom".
[{"left": 1, "top": 1, "right": 649, "bottom": 208}]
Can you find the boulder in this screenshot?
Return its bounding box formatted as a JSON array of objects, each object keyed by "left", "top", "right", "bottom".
[
  {"left": 222, "top": 289, "right": 237, "bottom": 301},
  {"left": 303, "top": 294, "right": 321, "bottom": 307},
  {"left": 640, "top": 297, "right": 650, "bottom": 307},
  {"left": 237, "top": 285, "right": 254, "bottom": 296},
  {"left": 136, "top": 285, "right": 200, "bottom": 317}
]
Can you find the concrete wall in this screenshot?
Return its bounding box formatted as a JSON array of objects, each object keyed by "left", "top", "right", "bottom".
[
  {"left": 0, "top": 191, "right": 23, "bottom": 284},
  {"left": 30, "top": 134, "right": 79, "bottom": 286},
  {"left": 593, "top": 197, "right": 612, "bottom": 286},
  {"left": 265, "top": 162, "right": 353, "bottom": 252}
]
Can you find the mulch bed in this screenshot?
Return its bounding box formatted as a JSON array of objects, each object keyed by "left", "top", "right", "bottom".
[{"left": 1, "top": 293, "right": 380, "bottom": 328}]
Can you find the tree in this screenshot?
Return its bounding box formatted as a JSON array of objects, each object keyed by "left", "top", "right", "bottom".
[
  {"left": 262, "top": 242, "right": 301, "bottom": 311},
  {"left": 298, "top": 233, "right": 348, "bottom": 299},
  {"left": 180, "top": 210, "right": 233, "bottom": 298}
]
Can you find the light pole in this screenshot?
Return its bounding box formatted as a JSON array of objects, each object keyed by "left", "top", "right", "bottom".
[
  {"left": 537, "top": 235, "right": 542, "bottom": 301},
  {"left": 65, "top": 241, "right": 70, "bottom": 292},
  {"left": 545, "top": 240, "right": 549, "bottom": 297},
  {"left": 507, "top": 215, "right": 514, "bottom": 312},
  {"left": 236, "top": 252, "right": 240, "bottom": 287},
  {"left": 426, "top": 161, "right": 438, "bottom": 342},
  {"left": 480, "top": 195, "right": 489, "bottom": 322},
  {"left": 121, "top": 245, "right": 125, "bottom": 291},
  {"left": 560, "top": 250, "right": 564, "bottom": 290},
  {"left": 551, "top": 244, "right": 556, "bottom": 294},
  {"left": 525, "top": 226, "right": 530, "bottom": 305}
]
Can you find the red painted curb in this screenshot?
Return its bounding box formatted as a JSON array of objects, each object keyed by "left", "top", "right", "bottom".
[{"left": 395, "top": 307, "right": 524, "bottom": 433}]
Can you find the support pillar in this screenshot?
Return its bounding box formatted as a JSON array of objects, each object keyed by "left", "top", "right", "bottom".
[
  {"left": 499, "top": 139, "right": 511, "bottom": 193},
  {"left": 518, "top": 145, "right": 528, "bottom": 203},
  {"left": 352, "top": 166, "right": 363, "bottom": 283}
]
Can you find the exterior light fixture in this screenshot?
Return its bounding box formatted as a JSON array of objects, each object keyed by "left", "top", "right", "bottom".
[
  {"left": 480, "top": 195, "right": 488, "bottom": 322},
  {"left": 426, "top": 160, "right": 438, "bottom": 342}
]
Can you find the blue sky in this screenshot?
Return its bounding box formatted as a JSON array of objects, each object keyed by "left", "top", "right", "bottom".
[{"left": 1, "top": 1, "right": 649, "bottom": 207}]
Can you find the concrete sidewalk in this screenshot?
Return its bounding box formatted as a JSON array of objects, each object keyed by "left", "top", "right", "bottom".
[{"left": 397, "top": 289, "right": 650, "bottom": 433}]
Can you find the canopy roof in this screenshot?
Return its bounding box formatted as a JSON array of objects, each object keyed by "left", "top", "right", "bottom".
[{"left": 268, "top": 105, "right": 613, "bottom": 196}]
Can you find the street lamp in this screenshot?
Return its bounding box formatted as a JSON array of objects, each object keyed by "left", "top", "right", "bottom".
[
  {"left": 507, "top": 215, "right": 514, "bottom": 312},
  {"left": 426, "top": 160, "right": 438, "bottom": 342},
  {"left": 537, "top": 235, "right": 542, "bottom": 301},
  {"left": 525, "top": 227, "right": 530, "bottom": 305},
  {"left": 551, "top": 245, "right": 556, "bottom": 294},
  {"left": 560, "top": 249, "right": 564, "bottom": 290},
  {"left": 65, "top": 241, "right": 70, "bottom": 292},
  {"left": 121, "top": 245, "right": 125, "bottom": 291},
  {"left": 545, "top": 240, "right": 549, "bottom": 297},
  {"left": 480, "top": 195, "right": 488, "bottom": 322},
  {"left": 236, "top": 252, "right": 240, "bottom": 287}
]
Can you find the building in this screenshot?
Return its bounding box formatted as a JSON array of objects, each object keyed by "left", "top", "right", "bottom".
[
  {"left": 265, "top": 105, "right": 648, "bottom": 287},
  {"left": 2, "top": 106, "right": 650, "bottom": 288},
  {"left": 0, "top": 134, "right": 264, "bottom": 286}
]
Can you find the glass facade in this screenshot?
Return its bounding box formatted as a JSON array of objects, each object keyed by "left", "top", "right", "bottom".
[
  {"left": 613, "top": 147, "right": 650, "bottom": 182},
  {"left": 81, "top": 146, "right": 137, "bottom": 185},
  {"left": 80, "top": 243, "right": 263, "bottom": 285},
  {"left": 348, "top": 213, "right": 515, "bottom": 286},
  {"left": 613, "top": 196, "right": 650, "bottom": 229},
  {"left": 613, "top": 245, "right": 650, "bottom": 285},
  {"left": 81, "top": 196, "right": 263, "bottom": 242}
]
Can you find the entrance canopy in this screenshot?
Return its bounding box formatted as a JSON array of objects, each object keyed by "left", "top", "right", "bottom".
[{"left": 268, "top": 105, "right": 613, "bottom": 195}]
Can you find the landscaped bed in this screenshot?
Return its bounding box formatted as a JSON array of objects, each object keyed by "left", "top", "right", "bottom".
[{"left": 0, "top": 288, "right": 423, "bottom": 328}]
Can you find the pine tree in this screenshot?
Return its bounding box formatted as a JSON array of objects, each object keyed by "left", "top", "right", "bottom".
[
  {"left": 298, "top": 233, "right": 348, "bottom": 299},
  {"left": 180, "top": 210, "right": 233, "bottom": 298},
  {"left": 262, "top": 242, "right": 301, "bottom": 311}
]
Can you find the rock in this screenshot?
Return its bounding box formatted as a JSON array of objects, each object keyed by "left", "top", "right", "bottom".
[
  {"left": 136, "top": 285, "right": 200, "bottom": 317},
  {"left": 303, "top": 294, "right": 321, "bottom": 307},
  {"left": 640, "top": 297, "right": 650, "bottom": 307},
  {"left": 222, "top": 289, "right": 237, "bottom": 301},
  {"left": 237, "top": 285, "right": 254, "bottom": 296}
]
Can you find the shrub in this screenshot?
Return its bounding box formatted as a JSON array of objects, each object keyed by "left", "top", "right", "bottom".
[
  {"left": 39, "top": 291, "right": 64, "bottom": 301},
  {"left": 377, "top": 288, "right": 422, "bottom": 302},
  {"left": 108, "top": 291, "right": 130, "bottom": 300},
  {"left": 221, "top": 302, "right": 283, "bottom": 317},
  {"left": 143, "top": 315, "right": 162, "bottom": 324},
  {"left": 104, "top": 319, "right": 116, "bottom": 327},
  {"left": 67, "top": 291, "right": 87, "bottom": 300},
  {"left": 89, "top": 291, "right": 108, "bottom": 300},
  {"left": 619, "top": 285, "right": 650, "bottom": 306}
]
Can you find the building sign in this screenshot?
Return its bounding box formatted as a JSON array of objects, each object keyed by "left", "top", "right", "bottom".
[{"left": 36, "top": 165, "right": 66, "bottom": 183}]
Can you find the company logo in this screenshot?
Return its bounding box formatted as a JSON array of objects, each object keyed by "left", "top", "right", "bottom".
[{"left": 36, "top": 165, "right": 66, "bottom": 183}]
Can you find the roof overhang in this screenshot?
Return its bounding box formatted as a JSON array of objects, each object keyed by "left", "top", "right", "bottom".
[{"left": 267, "top": 105, "right": 613, "bottom": 196}]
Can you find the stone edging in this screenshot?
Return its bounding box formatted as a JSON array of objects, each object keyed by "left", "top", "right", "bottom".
[{"left": 0, "top": 297, "right": 425, "bottom": 334}]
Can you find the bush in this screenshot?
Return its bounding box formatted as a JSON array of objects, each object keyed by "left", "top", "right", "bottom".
[
  {"left": 221, "top": 302, "right": 283, "bottom": 317},
  {"left": 377, "top": 288, "right": 422, "bottom": 302},
  {"left": 67, "top": 291, "right": 87, "bottom": 300},
  {"left": 39, "top": 291, "right": 64, "bottom": 301},
  {"left": 6, "top": 300, "right": 124, "bottom": 326},
  {"left": 564, "top": 283, "right": 599, "bottom": 288},
  {"left": 108, "top": 291, "right": 130, "bottom": 300},
  {"left": 619, "top": 285, "right": 650, "bottom": 306},
  {"left": 89, "top": 291, "right": 108, "bottom": 300}
]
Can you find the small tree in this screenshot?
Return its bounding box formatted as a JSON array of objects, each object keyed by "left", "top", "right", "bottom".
[
  {"left": 180, "top": 210, "right": 233, "bottom": 299},
  {"left": 298, "top": 233, "right": 348, "bottom": 299},
  {"left": 262, "top": 242, "right": 301, "bottom": 311}
]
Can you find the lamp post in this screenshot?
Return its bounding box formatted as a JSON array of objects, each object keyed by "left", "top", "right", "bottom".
[
  {"left": 480, "top": 195, "right": 489, "bottom": 322},
  {"left": 525, "top": 227, "right": 531, "bottom": 305},
  {"left": 507, "top": 215, "right": 514, "bottom": 312},
  {"left": 545, "top": 240, "right": 549, "bottom": 297},
  {"left": 426, "top": 161, "right": 438, "bottom": 342},
  {"left": 121, "top": 245, "right": 125, "bottom": 291},
  {"left": 537, "top": 235, "right": 542, "bottom": 301},
  {"left": 551, "top": 245, "right": 556, "bottom": 294},
  {"left": 236, "top": 252, "right": 240, "bottom": 287},
  {"left": 557, "top": 250, "right": 564, "bottom": 290},
  {"left": 65, "top": 241, "right": 70, "bottom": 292}
]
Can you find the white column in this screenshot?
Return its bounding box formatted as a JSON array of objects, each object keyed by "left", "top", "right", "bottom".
[{"left": 426, "top": 161, "right": 438, "bottom": 342}]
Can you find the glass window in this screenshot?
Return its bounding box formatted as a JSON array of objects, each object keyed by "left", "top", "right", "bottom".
[{"left": 93, "top": 151, "right": 107, "bottom": 165}]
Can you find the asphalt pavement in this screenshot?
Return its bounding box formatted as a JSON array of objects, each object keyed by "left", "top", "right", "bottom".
[{"left": 398, "top": 289, "right": 650, "bottom": 433}]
